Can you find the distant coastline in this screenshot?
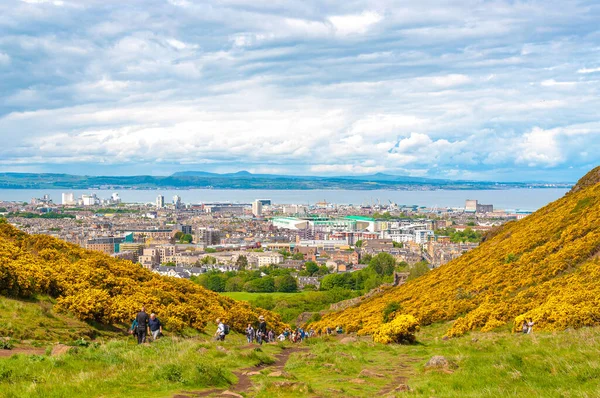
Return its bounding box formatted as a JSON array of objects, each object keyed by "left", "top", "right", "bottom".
[{"left": 0, "top": 171, "right": 573, "bottom": 191}]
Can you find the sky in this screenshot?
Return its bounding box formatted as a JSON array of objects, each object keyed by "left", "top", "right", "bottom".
[{"left": 0, "top": 0, "right": 599, "bottom": 182}]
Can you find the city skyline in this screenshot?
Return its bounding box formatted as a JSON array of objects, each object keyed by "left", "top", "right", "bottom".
[{"left": 1, "top": 0, "right": 599, "bottom": 181}]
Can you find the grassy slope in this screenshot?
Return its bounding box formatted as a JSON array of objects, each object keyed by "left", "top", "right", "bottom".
[
  {"left": 311, "top": 171, "right": 600, "bottom": 336},
  {"left": 0, "top": 299, "right": 598, "bottom": 397},
  {"left": 0, "top": 295, "right": 119, "bottom": 344},
  {"left": 0, "top": 332, "right": 283, "bottom": 398}
]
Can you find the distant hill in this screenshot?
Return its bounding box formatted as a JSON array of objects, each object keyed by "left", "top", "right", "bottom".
[
  {"left": 0, "top": 220, "right": 286, "bottom": 333},
  {"left": 311, "top": 166, "right": 600, "bottom": 336},
  {"left": 0, "top": 171, "right": 572, "bottom": 190}
]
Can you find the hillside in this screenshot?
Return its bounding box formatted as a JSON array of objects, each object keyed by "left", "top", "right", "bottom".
[
  {"left": 0, "top": 220, "right": 286, "bottom": 333},
  {"left": 311, "top": 167, "right": 600, "bottom": 337}
]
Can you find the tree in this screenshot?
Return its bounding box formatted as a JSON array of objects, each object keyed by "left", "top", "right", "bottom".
[
  {"left": 392, "top": 241, "right": 403, "bottom": 248},
  {"left": 359, "top": 253, "right": 372, "bottom": 264},
  {"left": 180, "top": 234, "right": 193, "bottom": 244},
  {"left": 205, "top": 247, "right": 217, "bottom": 253},
  {"left": 368, "top": 252, "right": 397, "bottom": 276},
  {"left": 305, "top": 261, "right": 319, "bottom": 276},
  {"left": 235, "top": 255, "right": 248, "bottom": 270},
  {"left": 292, "top": 252, "right": 305, "bottom": 260},
  {"left": 408, "top": 261, "right": 430, "bottom": 280},
  {"left": 275, "top": 275, "right": 298, "bottom": 292},
  {"left": 355, "top": 240, "right": 364, "bottom": 248},
  {"left": 163, "top": 261, "right": 176, "bottom": 267},
  {"left": 204, "top": 273, "right": 226, "bottom": 292},
  {"left": 225, "top": 276, "right": 244, "bottom": 292},
  {"left": 244, "top": 277, "right": 275, "bottom": 293},
  {"left": 201, "top": 256, "right": 216, "bottom": 265}
]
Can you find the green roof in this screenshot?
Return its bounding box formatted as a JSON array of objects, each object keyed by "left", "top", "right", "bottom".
[{"left": 344, "top": 215, "right": 375, "bottom": 221}]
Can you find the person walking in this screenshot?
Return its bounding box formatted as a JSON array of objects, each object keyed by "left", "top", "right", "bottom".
[
  {"left": 149, "top": 313, "right": 162, "bottom": 341},
  {"left": 135, "top": 306, "right": 150, "bottom": 344},
  {"left": 257, "top": 315, "right": 267, "bottom": 345},
  {"left": 129, "top": 319, "right": 138, "bottom": 340},
  {"left": 215, "top": 318, "right": 226, "bottom": 341},
  {"left": 527, "top": 319, "right": 534, "bottom": 334},
  {"left": 246, "top": 323, "right": 255, "bottom": 344},
  {"left": 521, "top": 320, "right": 528, "bottom": 334}
]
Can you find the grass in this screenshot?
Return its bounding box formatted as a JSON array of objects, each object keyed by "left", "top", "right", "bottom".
[
  {"left": 2, "top": 294, "right": 599, "bottom": 397},
  {"left": 220, "top": 291, "right": 312, "bottom": 302},
  {"left": 0, "top": 333, "right": 282, "bottom": 398},
  {"left": 0, "top": 296, "right": 119, "bottom": 344}
]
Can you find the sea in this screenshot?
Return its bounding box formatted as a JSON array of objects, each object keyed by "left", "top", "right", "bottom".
[{"left": 0, "top": 188, "right": 569, "bottom": 212}]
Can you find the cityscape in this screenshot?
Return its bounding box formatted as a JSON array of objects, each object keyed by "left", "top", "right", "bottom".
[{"left": 1, "top": 191, "right": 527, "bottom": 283}]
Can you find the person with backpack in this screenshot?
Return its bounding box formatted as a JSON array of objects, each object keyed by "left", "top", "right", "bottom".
[
  {"left": 257, "top": 315, "right": 267, "bottom": 345},
  {"left": 215, "top": 318, "right": 227, "bottom": 341},
  {"left": 149, "top": 313, "right": 163, "bottom": 341},
  {"left": 135, "top": 306, "right": 150, "bottom": 344}
]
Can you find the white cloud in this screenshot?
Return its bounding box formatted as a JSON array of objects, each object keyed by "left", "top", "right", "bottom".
[
  {"left": 577, "top": 67, "right": 600, "bottom": 74},
  {"left": 328, "top": 11, "right": 382, "bottom": 36},
  {"left": 516, "top": 127, "right": 563, "bottom": 166}
]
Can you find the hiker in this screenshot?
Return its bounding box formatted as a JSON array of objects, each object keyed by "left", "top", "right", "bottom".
[
  {"left": 246, "top": 323, "right": 255, "bottom": 343},
  {"left": 129, "top": 319, "right": 138, "bottom": 339},
  {"left": 257, "top": 315, "right": 267, "bottom": 345},
  {"left": 521, "top": 320, "right": 528, "bottom": 334},
  {"left": 527, "top": 319, "right": 534, "bottom": 334},
  {"left": 336, "top": 325, "right": 343, "bottom": 334},
  {"left": 149, "top": 313, "right": 162, "bottom": 341},
  {"left": 135, "top": 306, "right": 150, "bottom": 344},
  {"left": 215, "top": 318, "right": 226, "bottom": 341},
  {"left": 326, "top": 327, "right": 332, "bottom": 335},
  {"left": 268, "top": 329, "right": 274, "bottom": 343},
  {"left": 277, "top": 332, "right": 286, "bottom": 342}
]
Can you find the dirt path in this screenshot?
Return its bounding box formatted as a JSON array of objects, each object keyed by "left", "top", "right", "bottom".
[
  {"left": 0, "top": 347, "right": 45, "bottom": 357},
  {"left": 174, "top": 346, "right": 307, "bottom": 398}
]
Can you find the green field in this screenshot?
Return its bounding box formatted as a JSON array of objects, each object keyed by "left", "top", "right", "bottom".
[{"left": 220, "top": 291, "right": 311, "bottom": 302}]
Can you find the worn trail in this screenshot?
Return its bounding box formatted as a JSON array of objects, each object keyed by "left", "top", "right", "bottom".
[{"left": 174, "top": 346, "right": 308, "bottom": 398}]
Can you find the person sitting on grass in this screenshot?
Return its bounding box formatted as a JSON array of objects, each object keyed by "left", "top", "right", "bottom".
[
  {"left": 215, "top": 318, "right": 226, "bottom": 341},
  {"left": 149, "top": 313, "right": 162, "bottom": 341}
]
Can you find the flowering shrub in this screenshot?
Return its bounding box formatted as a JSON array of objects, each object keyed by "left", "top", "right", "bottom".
[
  {"left": 311, "top": 169, "right": 600, "bottom": 337},
  {"left": 0, "top": 219, "right": 287, "bottom": 333},
  {"left": 373, "top": 315, "right": 419, "bottom": 344}
]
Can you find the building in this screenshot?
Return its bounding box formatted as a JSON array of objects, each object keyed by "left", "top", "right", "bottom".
[
  {"left": 252, "top": 200, "right": 263, "bottom": 217},
  {"left": 118, "top": 243, "right": 145, "bottom": 262},
  {"left": 156, "top": 195, "right": 164, "bottom": 208},
  {"left": 178, "top": 224, "right": 193, "bottom": 235},
  {"left": 61, "top": 192, "right": 75, "bottom": 205},
  {"left": 173, "top": 195, "right": 182, "bottom": 209},
  {"left": 465, "top": 199, "right": 478, "bottom": 212},
  {"left": 196, "top": 227, "right": 220, "bottom": 246},
  {"left": 465, "top": 199, "right": 493, "bottom": 214},
  {"left": 296, "top": 276, "right": 320, "bottom": 290},
  {"left": 256, "top": 199, "right": 271, "bottom": 206},
  {"left": 111, "top": 193, "right": 121, "bottom": 203},
  {"left": 82, "top": 194, "right": 98, "bottom": 206}
]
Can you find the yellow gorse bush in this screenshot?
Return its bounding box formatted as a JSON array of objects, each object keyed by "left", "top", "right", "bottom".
[
  {"left": 312, "top": 167, "right": 600, "bottom": 337},
  {"left": 373, "top": 315, "right": 419, "bottom": 344},
  {"left": 0, "top": 221, "right": 287, "bottom": 333}
]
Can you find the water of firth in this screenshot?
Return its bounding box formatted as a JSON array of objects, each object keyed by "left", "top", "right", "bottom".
[{"left": 0, "top": 188, "right": 568, "bottom": 211}]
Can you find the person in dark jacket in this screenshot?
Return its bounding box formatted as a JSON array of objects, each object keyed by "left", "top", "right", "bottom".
[
  {"left": 135, "top": 306, "right": 150, "bottom": 344},
  {"left": 257, "top": 315, "right": 267, "bottom": 345}
]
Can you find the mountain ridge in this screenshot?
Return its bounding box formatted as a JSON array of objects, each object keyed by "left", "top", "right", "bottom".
[{"left": 0, "top": 171, "right": 571, "bottom": 190}]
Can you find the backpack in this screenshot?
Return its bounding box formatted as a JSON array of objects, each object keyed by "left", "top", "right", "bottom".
[{"left": 224, "top": 324, "right": 230, "bottom": 335}]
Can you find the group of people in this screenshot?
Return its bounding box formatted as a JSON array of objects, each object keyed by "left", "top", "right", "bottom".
[
  {"left": 521, "top": 319, "right": 534, "bottom": 334},
  {"left": 131, "top": 307, "right": 345, "bottom": 346},
  {"left": 129, "top": 306, "right": 163, "bottom": 344},
  {"left": 244, "top": 315, "right": 272, "bottom": 344}
]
